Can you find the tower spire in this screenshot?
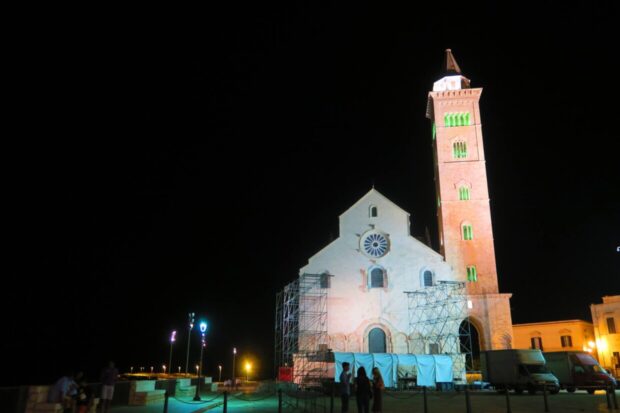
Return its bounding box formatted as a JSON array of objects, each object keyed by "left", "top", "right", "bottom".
[{"left": 443, "top": 49, "right": 462, "bottom": 75}]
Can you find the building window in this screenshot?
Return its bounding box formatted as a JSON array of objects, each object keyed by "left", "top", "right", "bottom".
[
  {"left": 320, "top": 273, "right": 330, "bottom": 289},
  {"left": 423, "top": 270, "right": 434, "bottom": 287},
  {"left": 452, "top": 141, "right": 468, "bottom": 159},
  {"left": 369, "top": 205, "right": 378, "bottom": 218},
  {"left": 560, "top": 335, "right": 573, "bottom": 348},
  {"left": 462, "top": 224, "right": 473, "bottom": 240},
  {"left": 368, "top": 328, "right": 387, "bottom": 353},
  {"left": 444, "top": 112, "right": 472, "bottom": 127},
  {"left": 459, "top": 186, "right": 470, "bottom": 200},
  {"left": 613, "top": 352, "right": 620, "bottom": 368},
  {"left": 432, "top": 122, "right": 436, "bottom": 140},
  {"left": 607, "top": 317, "right": 617, "bottom": 334},
  {"left": 370, "top": 267, "right": 385, "bottom": 288},
  {"left": 466, "top": 266, "right": 477, "bottom": 282},
  {"left": 531, "top": 337, "right": 543, "bottom": 350}
]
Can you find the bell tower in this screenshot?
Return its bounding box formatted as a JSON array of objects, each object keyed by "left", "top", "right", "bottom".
[{"left": 426, "top": 49, "right": 514, "bottom": 350}]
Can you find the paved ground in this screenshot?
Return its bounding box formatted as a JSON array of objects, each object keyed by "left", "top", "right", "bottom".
[{"left": 110, "top": 389, "right": 620, "bottom": 413}]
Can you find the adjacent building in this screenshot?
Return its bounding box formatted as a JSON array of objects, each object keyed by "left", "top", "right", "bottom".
[
  {"left": 512, "top": 320, "right": 595, "bottom": 354},
  {"left": 591, "top": 295, "right": 620, "bottom": 375}
]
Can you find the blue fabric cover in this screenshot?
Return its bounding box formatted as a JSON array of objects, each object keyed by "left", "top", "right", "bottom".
[
  {"left": 333, "top": 352, "right": 453, "bottom": 387},
  {"left": 433, "top": 355, "right": 454, "bottom": 382}
]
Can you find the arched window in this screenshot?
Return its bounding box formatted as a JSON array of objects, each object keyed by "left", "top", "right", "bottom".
[
  {"left": 466, "top": 266, "right": 477, "bottom": 282},
  {"left": 369, "top": 205, "right": 378, "bottom": 217},
  {"left": 368, "top": 328, "right": 387, "bottom": 353},
  {"left": 444, "top": 112, "right": 472, "bottom": 127},
  {"left": 453, "top": 140, "right": 467, "bottom": 159},
  {"left": 423, "top": 270, "right": 434, "bottom": 287},
  {"left": 459, "top": 186, "right": 470, "bottom": 201},
  {"left": 462, "top": 224, "right": 473, "bottom": 240},
  {"left": 370, "top": 267, "right": 385, "bottom": 288}
]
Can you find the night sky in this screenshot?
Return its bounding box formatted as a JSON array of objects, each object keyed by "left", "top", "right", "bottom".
[{"left": 4, "top": 3, "right": 619, "bottom": 386}]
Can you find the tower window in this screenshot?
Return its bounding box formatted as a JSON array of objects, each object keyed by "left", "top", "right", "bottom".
[
  {"left": 560, "top": 335, "right": 573, "bottom": 348},
  {"left": 370, "top": 267, "right": 385, "bottom": 288},
  {"left": 608, "top": 317, "right": 617, "bottom": 334},
  {"left": 453, "top": 141, "right": 468, "bottom": 159},
  {"left": 444, "top": 112, "right": 472, "bottom": 127},
  {"left": 531, "top": 337, "right": 543, "bottom": 350},
  {"left": 423, "top": 270, "right": 434, "bottom": 287},
  {"left": 370, "top": 205, "right": 378, "bottom": 217},
  {"left": 432, "top": 122, "right": 436, "bottom": 140},
  {"left": 462, "top": 224, "right": 473, "bottom": 240},
  {"left": 466, "top": 266, "right": 477, "bottom": 282},
  {"left": 459, "top": 186, "right": 470, "bottom": 201}
]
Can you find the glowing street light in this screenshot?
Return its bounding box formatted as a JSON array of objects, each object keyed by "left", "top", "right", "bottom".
[
  {"left": 194, "top": 321, "right": 208, "bottom": 401},
  {"left": 245, "top": 362, "right": 252, "bottom": 382},
  {"left": 232, "top": 347, "right": 237, "bottom": 388},
  {"left": 130, "top": 367, "right": 134, "bottom": 374},
  {"left": 185, "top": 313, "right": 195, "bottom": 375},
  {"left": 150, "top": 366, "right": 154, "bottom": 374},
  {"left": 178, "top": 366, "right": 181, "bottom": 374},
  {"left": 162, "top": 365, "right": 166, "bottom": 374},
  {"left": 218, "top": 365, "right": 222, "bottom": 382},
  {"left": 168, "top": 330, "right": 176, "bottom": 377}
]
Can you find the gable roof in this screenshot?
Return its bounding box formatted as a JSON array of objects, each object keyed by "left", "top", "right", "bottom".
[{"left": 338, "top": 188, "right": 410, "bottom": 218}]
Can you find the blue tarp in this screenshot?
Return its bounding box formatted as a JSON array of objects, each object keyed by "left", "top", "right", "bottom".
[
  {"left": 333, "top": 352, "right": 453, "bottom": 387},
  {"left": 415, "top": 355, "right": 436, "bottom": 387},
  {"left": 433, "top": 355, "right": 454, "bottom": 382}
]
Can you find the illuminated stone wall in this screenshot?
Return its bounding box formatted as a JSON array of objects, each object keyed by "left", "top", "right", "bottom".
[
  {"left": 299, "top": 189, "right": 454, "bottom": 352},
  {"left": 590, "top": 295, "right": 620, "bottom": 372}
]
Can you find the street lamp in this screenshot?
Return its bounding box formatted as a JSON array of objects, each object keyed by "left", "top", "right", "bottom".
[
  {"left": 168, "top": 330, "right": 176, "bottom": 377},
  {"left": 185, "top": 313, "right": 195, "bottom": 375},
  {"left": 162, "top": 365, "right": 166, "bottom": 374},
  {"left": 245, "top": 362, "right": 252, "bottom": 382},
  {"left": 218, "top": 365, "right": 222, "bottom": 382},
  {"left": 193, "top": 321, "right": 208, "bottom": 401},
  {"left": 232, "top": 347, "right": 237, "bottom": 388}
]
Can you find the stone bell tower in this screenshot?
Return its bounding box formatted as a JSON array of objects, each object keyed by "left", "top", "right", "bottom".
[{"left": 426, "top": 49, "right": 514, "bottom": 350}]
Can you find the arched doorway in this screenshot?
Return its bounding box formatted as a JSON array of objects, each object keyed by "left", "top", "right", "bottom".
[
  {"left": 368, "top": 328, "right": 387, "bottom": 353},
  {"left": 459, "top": 319, "right": 481, "bottom": 371}
]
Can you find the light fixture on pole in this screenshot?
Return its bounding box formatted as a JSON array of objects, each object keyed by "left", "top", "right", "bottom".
[
  {"left": 185, "top": 312, "right": 195, "bottom": 375},
  {"left": 162, "top": 365, "right": 166, "bottom": 374},
  {"left": 232, "top": 347, "right": 237, "bottom": 388},
  {"left": 245, "top": 362, "right": 251, "bottom": 382},
  {"left": 193, "top": 321, "right": 208, "bottom": 401},
  {"left": 169, "top": 330, "right": 176, "bottom": 377},
  {"left": 218, "top": 365, "right": 222, "bottom": 382}
]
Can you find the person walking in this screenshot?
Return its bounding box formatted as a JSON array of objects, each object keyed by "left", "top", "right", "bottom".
[
  {"left": 339, "top": 362, "right": 352, "bottom": 412},
  {"left": 371, "top": 367, "right": 384, "bottom": 413},
  {"left": 100, "top": 361, "right": 118, "bottom": 413},
  {"left": 355, "top": 367, "right": 372, "bottom": 413}
]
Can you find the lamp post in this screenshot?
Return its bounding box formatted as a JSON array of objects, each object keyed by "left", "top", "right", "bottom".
[
  {"left": 169, "top": 330, "right": 176, "bottom": 377},
  {"left": 232, "top": 347, "right": 237, "bottom": 388},
  {"left": 193, "top": 321, "right": 208, "bottom": 401},
  {"left": 218, "top": 365, "right": 222, "bottom": 382},
  {"left": 162, "top": 365, "right": 166, "bottom": 374},
  {"left": 245, "top": 362, "right": 251, "bottom": 382},
  {"left": 185, "top": 313, "right": 195, "bottom": 375}
]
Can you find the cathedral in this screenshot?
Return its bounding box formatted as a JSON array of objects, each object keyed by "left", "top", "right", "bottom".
[{"left": 276, "top": 50, "right": 514, "bottom": 384}]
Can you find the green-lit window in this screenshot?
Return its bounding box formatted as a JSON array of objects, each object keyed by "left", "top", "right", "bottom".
[
  {"left": 444, "top": 112, "right": 472, "bottom": 127},
  {"left": 462, "top": 224, "right": 473, "bottom": 240},
  {"left": 453, "top": 141, "right": 467, "bottom": 159},
  {"left": 459, "top": 187, "right": 470, "bottom": 200},
  {"left": 432, "top": 122, "right": 436, "bottom": 140},
  {"left": 437, "top": 196, "right": 441, "bottom": 207},
  {"left": 467, "top": 266, "right": 477, "bottom": 282}
]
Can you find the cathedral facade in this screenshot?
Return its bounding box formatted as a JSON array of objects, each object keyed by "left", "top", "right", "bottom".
[{"left": 285, "top": 50, "right": 513, "bottom": 373}]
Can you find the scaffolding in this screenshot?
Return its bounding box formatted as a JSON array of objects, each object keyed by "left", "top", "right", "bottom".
[
  {"left": 406, "top": 281, "right": 472, "bottom": 383},
  {"left": 275, "top": 273, "right": 328, "bottom": 388}
]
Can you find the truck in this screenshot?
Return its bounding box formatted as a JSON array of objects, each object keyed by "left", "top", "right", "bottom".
[
  {"left": 543, "top": 351, "right": 617, "bottom": 393},
  {"left": 480, "top": 349, "right": 559, "bottom": 394}
]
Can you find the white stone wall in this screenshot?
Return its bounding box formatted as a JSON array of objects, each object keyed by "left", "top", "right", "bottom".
[{"left": 299, "top": 189, "right": 454, "bottom": 352}]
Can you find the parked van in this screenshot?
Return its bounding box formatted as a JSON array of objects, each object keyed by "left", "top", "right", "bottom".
[
  {"left": 544, "top": 351, "right": 617, "bottom": 393},
  {"left": 481, "top": 349, "right": 559, "bottom": 394}
]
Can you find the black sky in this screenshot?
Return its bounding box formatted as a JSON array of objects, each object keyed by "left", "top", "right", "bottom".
[{"left": 3, "top": 2, "right": 619, "bottom": 386}]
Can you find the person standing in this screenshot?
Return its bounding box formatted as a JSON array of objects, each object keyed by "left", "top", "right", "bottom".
[
  {"left": 339, "top": 362, "right": 352, "bottom": 412},
  {"left": 371, "top": 367, "right": 384, "bottom": 413},
  {"left": 100, "top": 361, "right": 118, "bottom": 413},
  {"left": 355, "top": 367, "right": 372, "bottom": 413}
]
